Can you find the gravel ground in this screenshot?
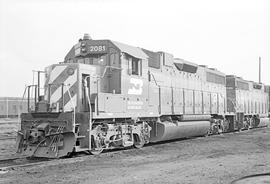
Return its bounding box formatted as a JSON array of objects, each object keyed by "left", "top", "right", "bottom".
[
  {"left": 0, "top": 120, "right": 270, "bottom": 184},
  {"left": 0, "top": 119, "right": 19, "bottom": 160}
]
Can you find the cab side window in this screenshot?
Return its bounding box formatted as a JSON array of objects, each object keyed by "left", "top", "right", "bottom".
[
  {"left": 126, "top": 53, "right": 142, "bottom": 76},
  {"left": 132, "top": 58, "right": 140, "bottom": 75}
]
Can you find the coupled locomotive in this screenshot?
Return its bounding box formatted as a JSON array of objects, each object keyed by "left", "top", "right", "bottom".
[{"left": 16, "top": 34, "right": 270, "bottom": 158}]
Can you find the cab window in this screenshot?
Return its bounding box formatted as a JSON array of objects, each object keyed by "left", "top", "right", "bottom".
[
  {"left": 77, "top": 54, "right": 107, "bottom": 65},
  {"left": 126, "top": 53, "right": 142, "bottom": 76},
  {"left": 132, "top": 58, "right": 140, "bottom": 75}
]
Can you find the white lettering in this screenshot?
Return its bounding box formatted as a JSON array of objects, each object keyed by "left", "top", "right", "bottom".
[
  {"left": 89, "top": 45, "right": 106, "bottom": 52},
  {"left": 127, "top": 106, "right": 142, "bottom": 110},
  {"left": 127, "top": 101, "right": 144, "bottom": 105}
]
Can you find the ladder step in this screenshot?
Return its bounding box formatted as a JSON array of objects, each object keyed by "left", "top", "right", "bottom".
[
  {"left": 123, "top": 141, "right": 133, "bottom": 147},
  {"left": 76, "top": 135, "right": 86, "bottom": 139},
  {"left": 74, "top": 146, "right": 89, "bottom": 152}
]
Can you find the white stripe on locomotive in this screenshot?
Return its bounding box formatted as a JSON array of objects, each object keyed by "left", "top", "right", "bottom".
[
  {"left": 64, "top": 93, "right": 77, "bottom": 111},
  {"left": 48, "top": 65, "right": 67, "bottom": 84},
  {"left": 50, "top": 68, "right": 77, "bottom": 107}
]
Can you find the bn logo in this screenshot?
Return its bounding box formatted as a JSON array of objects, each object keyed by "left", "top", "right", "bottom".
[{"left": 128, "top": 78, "right": 143, "bottom": 95}]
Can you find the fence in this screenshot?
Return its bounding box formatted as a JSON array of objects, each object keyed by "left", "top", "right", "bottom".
[{"left": 0, "top": 97, "right": 33, "bottom": 118}]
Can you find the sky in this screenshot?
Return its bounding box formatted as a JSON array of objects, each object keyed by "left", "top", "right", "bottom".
[{"left": 0, "top": 0, "right": 270, "bottom": 97}]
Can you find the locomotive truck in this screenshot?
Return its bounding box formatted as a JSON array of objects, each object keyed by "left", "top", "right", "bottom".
[{"left": 16, "top": 34, "right": 270, "bottom": 158}]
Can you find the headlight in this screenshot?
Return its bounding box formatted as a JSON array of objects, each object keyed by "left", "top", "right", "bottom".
[{"left": 67, "top": 68, "right": 75, "bottom": 75}]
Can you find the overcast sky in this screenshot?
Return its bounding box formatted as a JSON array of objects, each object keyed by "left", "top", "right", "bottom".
[{"left": 0, "top": 0, "right": 269, "bottom": 97}]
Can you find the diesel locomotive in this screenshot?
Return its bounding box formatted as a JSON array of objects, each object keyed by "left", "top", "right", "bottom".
[{"left": 16, "top": 34, "right": 270, "bottom": 158}]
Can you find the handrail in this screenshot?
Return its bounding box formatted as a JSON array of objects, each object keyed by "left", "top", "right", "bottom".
[
  {"left": 83, "top": 76, "right": 92, "bottom": 150},
  {"left": 25, "top": 85, "right": 38, "bottom": 112},
  {"left": 148, "top": 71, "right": 159, "bottom": 87},
  {"left": 17, "top": 85, "right": 28, "bottom": 127}
]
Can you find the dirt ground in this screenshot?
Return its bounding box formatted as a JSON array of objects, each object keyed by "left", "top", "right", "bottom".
[
  {"left": 0, "top": 119, "right": 19, "bottom": 160},
  {"left": 1, "top": 119, "right": 270, "bottom": 184}
]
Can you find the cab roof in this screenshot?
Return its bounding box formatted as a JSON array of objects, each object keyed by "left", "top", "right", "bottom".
[{"left": 111, "top": 41, "right": 148, "bottom": 59}]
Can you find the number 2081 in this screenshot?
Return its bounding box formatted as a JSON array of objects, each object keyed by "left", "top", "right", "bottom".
[{"left": 89, "top": 45, "right": 106, "bottom": 52}]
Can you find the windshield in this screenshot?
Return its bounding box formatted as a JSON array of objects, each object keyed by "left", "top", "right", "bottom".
[{"left": 77, "top": 54, "right": 107, "bottom": 65}]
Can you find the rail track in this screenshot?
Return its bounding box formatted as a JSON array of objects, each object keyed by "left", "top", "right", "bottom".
[
  {"left": 0, "top": 136, "right": 16, "bottom": 140},
  {"left": 0, "top": 156, "right": 52, "bottom": 173}
]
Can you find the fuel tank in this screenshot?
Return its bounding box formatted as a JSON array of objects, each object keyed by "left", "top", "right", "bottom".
[
  {"left": 258, "top": 117, "right": 270, "bottom": 127},
  {"left": 149, "top": 121, "right": 210, "bottom": 143}
]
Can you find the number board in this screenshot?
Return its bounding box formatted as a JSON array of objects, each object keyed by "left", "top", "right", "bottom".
[{"left": 88, "top": 45, "right": 107, "bottom": 53}]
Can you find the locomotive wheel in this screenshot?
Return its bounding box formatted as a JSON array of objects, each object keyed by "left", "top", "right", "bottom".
[
  {"left": 218, "top": 125, "right": 224, "bottom": 134},
  {"left": 90, "top": 125, "right": 105, "bottom": 155},
  {"left": 133, "top": 134, "right": 145, "bottom": 149},
  {"left": 90, "top": 148, "right": 104, "bottom": 155},
  {"left": 88, "top": 135, "right": 104, "bottom": 155}
]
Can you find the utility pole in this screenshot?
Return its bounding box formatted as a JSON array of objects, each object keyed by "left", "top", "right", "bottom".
[{"left": 259, "top": 57, "right": 261, "bottom": 84}]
